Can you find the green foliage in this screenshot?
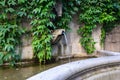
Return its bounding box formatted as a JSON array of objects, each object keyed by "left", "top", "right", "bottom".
[
  {"left": 30, "top": 1, "right": 55, "bottom": 62},
  {"left": 55, "top": 0, "right": 79, "bottom": 30},
  {"left": 100, "top": 0, "right": 120, "bottom": 48},
  {"left": 100, "top": 28, "right": 106, "bottom": 47},
  {"left": 78, "top": 25, "right": 96, "bottom": 54},
  {"left": 0, "top": 0, "right": 56, "bottom": 64},
  {"left": 0, "top": 0, "right": 25, "bottom": 66},
  {"left": 0, "top": 23, "right": 24, "bottom": 66},
  {"left": 100, "top": 21, "right": 117, "bottom": 47},
  {"left": 78, "top": 0, "right": 120, "bottom": 54},
  {"left": 0, "top": 0, "right": 120, "bottom": 65}
]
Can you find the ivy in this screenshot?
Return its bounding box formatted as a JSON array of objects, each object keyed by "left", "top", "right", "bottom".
[
  {"left": 78, "top": 25, "right": 96, "bottom": 54},
  {"left": 100, "top": 0, "right": 120, "bottom": 48},
  {"left": 0, "top": 0, "right": 56, "bottom": 65},
  {"left": 0, "top": 0, "right": 25, "bottom": 66},
  {"left": 78, "top": 0, "right": 101, "bottom": 54},
  {"left": 54, "top": 0, "right": 79, "bottom": 30},
  {"left": 0, "top": 21, "right": 24, "bottom": 66},
  {"left": 30, "top": 0, "right": 55, "bottom": 63},
  {"left": 78, "top": 0, "right": 120, "bottom": 54},
  {"left": 0, "top": 0, "right": 120, "bottom": 66}
]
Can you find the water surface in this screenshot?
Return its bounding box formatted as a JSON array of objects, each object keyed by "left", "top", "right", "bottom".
[{"left": 0, "top": 57, "right": 87, "bottom": 80}]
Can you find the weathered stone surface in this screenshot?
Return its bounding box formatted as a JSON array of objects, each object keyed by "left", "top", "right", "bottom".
[
  {"left": 104, "top": 42, "right": 109, "bottom": 51},
  {"left": 21, "top": 45, "right": 33, "bottom": 59},
  {"left": 21, "top": 35, "right": 32, "bottom": 46},
  {"left": 52, "top": 29, "right": 65, "bottom": 43},
  {"left": 113, "top": 26, "right": 120, "bottom": 33},
  {"left": 106, "top": 43, "right": 117, "bottom": 52},
  {"left": 20, "top": 34, "right": 34, "bottom": 59},
  {"left": 114, "top": 33, "right": 120, "bottom": 42},
  {"left": 68, "top": 17, "right": 86, "bottom": 55},
  {"left": 27, "top": 56, "right": 120, "bottom": 80},
  {"left": 97, "top": 50, "right": 120, "bottom": 56},
  {"left": 84, "top": 69, "right": 120, "bottom": 80},
  {"left": 105, "top": 26, "right": 120, "bottom": 52},
  {"left": 92, "top": 25, "right": 102, "bottom": 50},
  {"left": 21, "top": 20, "right": 31, "bottom": 30},
  {"left": 19, "top": 16, "right": 119, "bottom": 60},
  {"left": 105, "top": 34, "right": 112, "bottom": 42}
]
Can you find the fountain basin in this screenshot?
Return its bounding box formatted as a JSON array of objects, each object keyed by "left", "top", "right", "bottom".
[
  {"left": 80, "top": 68, "right": 120, "bottom": 80},
  {"left": 97, "top": 50, "right": 120, "bottom": 56},
  {"left": 27, "top": 56, "right": 120, "bottom": 80}
]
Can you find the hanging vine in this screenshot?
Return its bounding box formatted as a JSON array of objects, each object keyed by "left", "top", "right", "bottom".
[
  {"left": 78, "top": 0, "right": 120, "bottom": 54},
  {"left": 30, "top": 0, "right": 56, "bottom": 62},
  {"left": 0, "top": 0, "right": 120, "bottom": 66},
  {"left": 0, "top": 0, "right": 25, "bottom": 66}
]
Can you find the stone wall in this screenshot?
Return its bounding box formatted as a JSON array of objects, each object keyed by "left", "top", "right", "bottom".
[
  {"left": 20, "top": 20, "right": 34, "bottom": 60},
  {"left": 19, "top": 15, "right": 120, "bottom": 60},
  {"left": 64, "top": 15, "right": 102, "bottom": 57},
  {"left": 105, "top": 26, "right": 120, "bottom": 52},
  {"left": 66, "top": 15, "right": 87, "bottom": 56},
  {"left": 92, "top": 25, "right": 102, "bottom": 51},
  {"left": 21, "top": 34, "right": 33, "bottom": 59},
  {"left": 20, "top": 15, "right": 103, "bottom": 59}
]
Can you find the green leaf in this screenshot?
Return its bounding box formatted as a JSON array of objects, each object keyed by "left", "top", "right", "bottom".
[
  {"left": 5, "top": 8, "right": 15, "bottom": 13},
  {"left": 17, "top": 12, "right": 27, "bottom": 17},
  {"left": 3, "top": 53, "right": 11, "bottom": 61},
  {"left": 18, "top": 0, "right": 26, "bottom": 4},
  {"left": 0, "top": 52, "right": 4, "bottom": 60},
  {"left": 7, "top": 0, "right": 16, "bottom": 6},
  {"left": 4, "top": 44, "right": 14, "bottom": 52},
  {"left": 0, "top": 1, "right": 5, "bottom": 6}
]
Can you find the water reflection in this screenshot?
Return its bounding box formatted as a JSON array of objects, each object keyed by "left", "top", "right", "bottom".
[
  {"left": 0, "top": 57, "right": 88, "bottom": 80},
  {"left": 0, "top": 64, "right": 59, "bottom": 80}
]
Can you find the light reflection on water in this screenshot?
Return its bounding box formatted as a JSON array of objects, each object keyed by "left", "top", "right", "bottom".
[
  {"left": 0, "top": 57, "right": 88, "bottom": 80},
  {"left": 0, "top": 63, "right": 59, "bottom": 80}
]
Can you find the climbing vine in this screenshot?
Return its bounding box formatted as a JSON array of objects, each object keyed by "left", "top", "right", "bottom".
[
  {"left": 0, "top": 0, "right": 56, "bottom": 65},
  {"left": 100, "top": 0, "right": 120, "bottom": 48},
  {"left": 0, "top": 0, "right": 25, "bottom": 66},
  {"left": 78, "top": 0, "right": 120, "bottom": 54},
  {"left": 30, "top": 0, "right": 55, "bottom": 62},
  {"left": 55, "top": 0, "right": 79, "bottom": 30},
  {"left": 0, "top": 0, "right": 120, "bottom": 66}
]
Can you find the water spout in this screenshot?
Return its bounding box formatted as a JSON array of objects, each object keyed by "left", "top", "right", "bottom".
[
  {"left": 51, "top": 29, "right": 71, "bottom": 61},
  {"left": 52, "top": 29, "right": 65, "bottom": 44},
  {"left": 62, "top": 31, "right": 68, "bottom": 46}
]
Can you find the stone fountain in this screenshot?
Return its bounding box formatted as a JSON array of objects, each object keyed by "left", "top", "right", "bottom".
[
  {"left": 51, "top": 29, "right": 71, "bottom": 60},
  {"left": 27, "top": 55, "right": 120, "bottom": 80}
]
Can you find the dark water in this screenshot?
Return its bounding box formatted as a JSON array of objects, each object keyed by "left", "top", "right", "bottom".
[
  {"left": 0, "top": 64, "right": 57, "bottom": 80},
  {"left": 0, "top": 58, "right": 87, "bottom": 80}
]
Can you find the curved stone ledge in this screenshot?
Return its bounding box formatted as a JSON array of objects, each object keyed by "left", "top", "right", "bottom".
[
  {"left": 97, "top": 50, "right": 120, "bottom": 56},
  {"left": 27, "top": 56, "right": 120, "bottom": 80},
  {"left": 84, "top": 69, "right": 120, "bottom": 80}
]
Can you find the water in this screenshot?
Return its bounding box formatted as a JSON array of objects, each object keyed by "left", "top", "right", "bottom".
[
  {"left": 0, "top": 63, "right": 58, "bottom": 80},
  {"left": 0, "top": 58, "right": 88, "bottom": 80},
  {"left": 63, "top": 32, "right": 72, "bottom": 63},
  {"left": 62, "top": 32, "right": 68, "bottom": 45}
]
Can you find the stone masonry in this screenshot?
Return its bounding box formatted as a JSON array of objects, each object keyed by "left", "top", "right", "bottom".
[
  {"left": 19, "top": 15, "right": 120, "bottom": 60},
  {"left": 105, "top": 26, "right": 120, "bottom": 52}
]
